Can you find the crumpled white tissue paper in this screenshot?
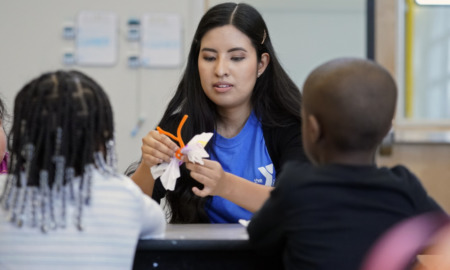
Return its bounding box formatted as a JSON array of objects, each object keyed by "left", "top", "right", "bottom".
[{"left": 150, "top": 132, "right": 213, "bottom": 190}]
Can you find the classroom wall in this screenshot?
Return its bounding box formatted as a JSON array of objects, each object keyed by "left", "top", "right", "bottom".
[
  {"left": 0, "top": 0, "right": 205, "bottom": 172},
  {"left": 0, "top": 0, "right": 365, "bottom": 172},
  {"left": 209, "top": 0, "right": 366, "bottom": 90}
]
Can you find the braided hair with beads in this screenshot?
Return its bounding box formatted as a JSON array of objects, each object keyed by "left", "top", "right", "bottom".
[{"left": 0, "top": 70, "right": 117, "bottom": 232}]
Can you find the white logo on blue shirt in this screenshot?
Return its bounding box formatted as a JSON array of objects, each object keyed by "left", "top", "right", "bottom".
[
  {"left": 206, "top": 112, "right": 275, "bottom": 223},
  {"left": 257, "top": 164, "right": 274, "bottom": 186}
]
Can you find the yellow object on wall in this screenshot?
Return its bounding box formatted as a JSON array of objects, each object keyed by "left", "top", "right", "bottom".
[{"left": 405, "top": 0, "right": 415, "bottom": 118}]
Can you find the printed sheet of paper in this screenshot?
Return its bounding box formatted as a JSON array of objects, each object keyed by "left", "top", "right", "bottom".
[
  {"left": 140, "top": 13, "right": 182, "bottom": 68},
  {"left": 76, "top": 11, "right": 118, "bottom": 66}
]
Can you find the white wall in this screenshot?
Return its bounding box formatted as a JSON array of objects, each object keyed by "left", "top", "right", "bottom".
[
  {"left": 0, "top": 0, "right": 204, "bottom": 172},
  {"left": 209, "top": 0, "right": 366, "bottom": 89},
  {"left": 0, "top": 0, "right": 365, "bottom": 172}
]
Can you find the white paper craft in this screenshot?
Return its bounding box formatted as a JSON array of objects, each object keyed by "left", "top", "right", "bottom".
[{"left": 151, "top": 132, "right": 213, "bottom": 191}]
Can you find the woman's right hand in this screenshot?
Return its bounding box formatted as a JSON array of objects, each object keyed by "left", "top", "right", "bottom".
[{"left": 141, "top": 130, "right": 179, "bottom": 168}]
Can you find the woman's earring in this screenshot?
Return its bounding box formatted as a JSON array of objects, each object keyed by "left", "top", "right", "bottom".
[{"left": 257, "top": 72, "right": 261, "bottom": 78}]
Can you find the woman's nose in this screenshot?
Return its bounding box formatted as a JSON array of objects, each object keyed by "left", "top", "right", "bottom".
[{"left": 215, "top": 57, "right": 229, "bottom": 77}]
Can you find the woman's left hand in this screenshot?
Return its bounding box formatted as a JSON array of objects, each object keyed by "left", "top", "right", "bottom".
[{"left": 185, "top": 159, "right": 230, "bottom": 197}]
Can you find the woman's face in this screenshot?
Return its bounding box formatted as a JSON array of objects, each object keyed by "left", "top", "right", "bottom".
[
  {"left": 198, "top": 25, "right": 266, "bottom": 112},
  {"left": 0, "top": 119, "right": 6, "bottom": 161}
]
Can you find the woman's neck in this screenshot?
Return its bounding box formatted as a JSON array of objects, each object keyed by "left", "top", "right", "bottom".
[{"left": 216, "top": 106, "right": 252, "bottom": 138}]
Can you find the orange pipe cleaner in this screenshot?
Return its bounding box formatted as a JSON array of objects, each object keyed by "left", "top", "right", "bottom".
[{"left": 156, "top": 114, "right": 188, "bottom": 160}]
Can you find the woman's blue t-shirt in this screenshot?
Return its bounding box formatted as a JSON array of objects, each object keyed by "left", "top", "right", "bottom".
[{"left": 206, "top": 112, "right": 275, "bottom": 223}]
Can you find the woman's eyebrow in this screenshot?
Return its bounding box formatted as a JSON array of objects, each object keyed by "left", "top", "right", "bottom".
[
  {"left": 228, "top": 47, "right": 247, "bottom": 53},
  {"left": 200, "top": 47, "right": 247, "bottom": 53},
  {"left": 200, "top": 48, "right": 217, "bottom": 53}
]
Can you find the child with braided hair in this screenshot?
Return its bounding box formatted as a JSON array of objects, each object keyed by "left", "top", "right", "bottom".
[{"left": 0, "top": 70, "right": 166, "bottom": 270}]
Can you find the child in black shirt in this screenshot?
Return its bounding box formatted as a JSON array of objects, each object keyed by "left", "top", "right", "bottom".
[{"left": 247, "top": 57, "right": 445, "bottom": 270}]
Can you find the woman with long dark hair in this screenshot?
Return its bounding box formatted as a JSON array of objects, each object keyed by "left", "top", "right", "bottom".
[{"left": 128, "top": 2, "right": 310, "bottom": 223}]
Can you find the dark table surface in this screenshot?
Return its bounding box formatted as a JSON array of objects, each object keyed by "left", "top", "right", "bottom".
[{"left": 133, "top": 223, "right": 282, "bottom": 270}]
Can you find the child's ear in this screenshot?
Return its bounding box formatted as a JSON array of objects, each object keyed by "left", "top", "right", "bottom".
[{"left": 307, "top": 114, "right": 321, "bottom": 144}]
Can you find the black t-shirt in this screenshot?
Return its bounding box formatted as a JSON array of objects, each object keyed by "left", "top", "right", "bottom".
[{"left": 248, "top": 162, "right": 444, "bottom": 270}]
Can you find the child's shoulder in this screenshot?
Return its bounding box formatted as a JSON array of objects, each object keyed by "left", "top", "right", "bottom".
[
  {"left": 388, "top": 164, "right": 417, "bottom": 179},
  {"left": 276, "top": 161, "right": 314, "bottom": 188},
  {"left": 282, "top": 160, "right": 312, "bottom": 173},
  {"left": 92, "top": 169, "right": 144, "bottom": 197},
  {"left": 383, "top": 164, "right": 424, "bottom": 188}
]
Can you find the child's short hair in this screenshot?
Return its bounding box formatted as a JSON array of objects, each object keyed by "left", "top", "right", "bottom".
[
  {"left": 302, "top": 57, "right": 397, "bottom": 152},
  {"left": 0, "top": 70, "right": 117, "bottom": 232}
]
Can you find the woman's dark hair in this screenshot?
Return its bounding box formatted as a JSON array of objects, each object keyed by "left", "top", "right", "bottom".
[
  {"left": 0, "top": 94, "right": 8, "bottom": 154},
  {"left": 0, "top": 96, "right": 6, "bottom": 121},
  {"left": 163, "top": 2, "right": 301, "bottom": 132},
  {"left": 130, "top": 2, "right": 303, "bottom": 223},
  {"left": 1, "top": 70, "right": 116, "bottom": 231}
]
